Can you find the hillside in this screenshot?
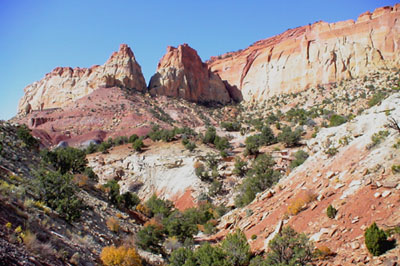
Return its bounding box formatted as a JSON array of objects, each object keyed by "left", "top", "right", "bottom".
[{"left": 4, "top": 3, "right": 400, "bottom": 266}]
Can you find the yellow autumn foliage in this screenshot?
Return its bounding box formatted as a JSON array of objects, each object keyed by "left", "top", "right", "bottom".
[{"left": 100, "top": 245, "right": 142, "bottom": 266}]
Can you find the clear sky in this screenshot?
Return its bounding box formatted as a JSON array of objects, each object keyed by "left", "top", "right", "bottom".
[{"left": 0, "top": 0, "right": 398, "bottom": 120}]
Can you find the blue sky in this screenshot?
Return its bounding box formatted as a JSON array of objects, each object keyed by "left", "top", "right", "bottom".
[{"left": 0, "top": 0, "right": 398, "bottom": 120}]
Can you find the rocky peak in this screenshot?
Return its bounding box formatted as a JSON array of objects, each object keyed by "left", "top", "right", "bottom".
[
  {"left": 18, "top": 44, "right": 146, "bottom": 115},
  {"left": 149, "top": 44, "right": 237, "bottom": 104}
]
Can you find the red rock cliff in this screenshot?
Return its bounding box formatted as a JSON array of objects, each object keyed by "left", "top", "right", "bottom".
[
  {"left": 208, "top": 5, "right": 400, "bottom": 102},
  {"left": 149, "top": 44, "right": 234, "bottom": 104},
  {"left": 18, "top": 44, "right": 146, "bottom": 114}
]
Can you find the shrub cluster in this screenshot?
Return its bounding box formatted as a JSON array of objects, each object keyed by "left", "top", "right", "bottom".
[
  {"left": 136, "top": 196, "right": 226, "bottom": 255},
  {"left": 235, "top": 154, "right": 280, "bottom": 207},
  {"left": 103, "top": 180, "right": 140, "bottom": 210}
]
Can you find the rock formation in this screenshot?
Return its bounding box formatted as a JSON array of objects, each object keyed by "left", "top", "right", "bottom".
[
  {"left": 149, "top": 44, "right": 236, "bottom": 104},
  {"left": 18, "top": 44, "right": 146, "bottom": 114},
  {"left": 208, "top": 5, "right": 400, "bottom": 102}
]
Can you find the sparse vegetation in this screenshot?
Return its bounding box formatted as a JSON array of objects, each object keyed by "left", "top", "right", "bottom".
[
  {"left": 289, "top": 150, "right": 309, "bottom": 169},
  {"left": 266, "top": 226, "right": 314, "bottom": 265},
  {"left": 326, "top": 204, "right": 337, "bottom": 219},
  {"left": 364, "top": 222, "right": 389, "bottom": 256}
]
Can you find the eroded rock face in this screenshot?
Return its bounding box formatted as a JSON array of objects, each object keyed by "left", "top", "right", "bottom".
[
  {"left": 149, "top": 44, "right": 236, "bottom": 104},
  {"left": 208, "top": 4, "right": 400, "bottom": 102},
  {"left": 18, "top": 44, "right": 146, "bottom": 114}
]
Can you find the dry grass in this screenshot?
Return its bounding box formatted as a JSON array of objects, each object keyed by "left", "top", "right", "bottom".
[
  {"left": 106, "top": 217, "right": 120, "bottom": 233},
  {"left": 287, "top": 190, "right": 317, "bottom": 216}
]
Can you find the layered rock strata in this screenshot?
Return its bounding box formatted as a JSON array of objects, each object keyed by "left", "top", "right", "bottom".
[{"left": 208, "top": 5, "right": 400, "bottom": 102}]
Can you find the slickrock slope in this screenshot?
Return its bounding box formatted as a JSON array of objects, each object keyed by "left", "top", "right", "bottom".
[
  {"left": 205, "top": 93, "right": 400, "bottom": 265},
  {"left": 87, "top": 142, "right": 218, "bottom": 210},
  {"left": 149, "top": 44, "right": 237, "bottom": 104},
  {"left": 18, "top": 44, "right": 146, "bottom": 114},
  {"left": 208, "top": 5, "right": 400, "bottom": 102}
]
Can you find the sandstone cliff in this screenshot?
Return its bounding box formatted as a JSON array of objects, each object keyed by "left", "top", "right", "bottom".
[
  {"left": 208, "top": 5, "right": 400, "bottom": 102},
  {"left": 18, "top": 44, "right": 146, "bottom": 114},
  {"left": 149, "top": 44, "right": 237, "bottom": 104}
]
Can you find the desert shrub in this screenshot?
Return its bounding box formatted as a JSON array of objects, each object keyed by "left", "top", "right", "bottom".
[
  {"left": 84, "top": 167, "right": 98, "bottom": 181},
  {"left": 106, "top": 217, "right": 120, "bottom": 233},
  {"left": 266, "top": 226, "right": 314, "bottom": 265},
  {"left": 289, "top": 150, "right": 309, "bottom": 169},
  {"left": 235, "top": 154, "right": 280, "bottom": 207},
  {"left": 326, "top": 205, "right": 337, "bottom": 219},
  {"left": 208, "top": 180, "right": 222, "bottom": 197},
  {"left": 122, "top": 192, "right": 140, "bottom": 210},
  {"left": 145, "top": 194, "right": 173, "bottom": 218},
  {"left": 133, "top": 139, "right": 144, "bottom": 152},
  {"left": 163, "top": 211, "right": 198, "bottom": 242},
  {"left": 114, "top": 136, "right": 128, "bottom": 146},
  {"left": 98, "top": 141, "right": 112, "bottom": 153},
  {"left": 278, "top": 126, "right": 303, "bottom": 147},
  {"left": 203, "top": 127, "right": 217, "bottom": 144},
  {"left": 214, "top": 136, "right": 230, "bottom": 151},
  {"left": 314, "top": 245, "right": 335, "bottom": 259},
  {"left": 367, "top": 130, "right": 389, "bottom": 150},
  {"left": 100, "top": 245, "right": 142, "bottom": 266},
  {"left": 260, "top": 126, "right": 277, "bottom": 145},
  {"left": 184, "top": 141, "right": 196, "bottom": 152},
  {"left": 365, "top": 222, "right": 388, "bottom": 256},
  {"left": 221, "top": 121, "right": 241, "bottom": 132},
  {"left": 16, "top": 125, "right": 39, "bottom": 149},
  {"left": 368, "top": 91, "right": 386, "bottom": 107},
  {"left": 136, "top": 224, "right": 164, "bottom": 253},
  {"left": 221, "top": 230, "right": 251, "bottom": 266},
  {"left": 169, "top": 247, "right": 194, "bottom": 266},
  {"left": 392, "top": 164, "right": 400, "bottom": 174},
  {"left": 287, "top": 190, "right": 317, "bottom": 216},
  {"left": 36, "top": 170, "right": 83, "bottom": 222},
  {"left": 325, "top": 147, "right": 338, "bottom": 157},
  {"left": 285, "top": 108, "right": 309, "bottom": 125},
  {"left": 233, "top": 157, "right": 248, "bottom": 177},
  {"left": 249, "top": 256, "right": 268, "bottom": 266},
  {"left": 128, "top": 134, "right": 139, "bottom": 143},
  {"left": 191, "top": 242, "right": 227, "bottom": 266},
  {"left": 244, "top": 135, "right": 262, "bottom": 155},
  {"left": 104, "top": 180, "right": 122, "bottom": 206},
  {"left": 329, "top": 114, "right": 347, "bottom": 127},
  {"left": 41, "top": 147, "right": 87, "bottom": 174},
  {"left": 194, "top": 163, "right": 209, "bottom": 181}
]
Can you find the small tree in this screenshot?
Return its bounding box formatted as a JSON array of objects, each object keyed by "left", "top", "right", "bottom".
[
  {"left": 278, "top": 126, "right": 302, "bottom": 147},
  {"left": 233, "top": 157, "right": 248, "bottom": 177},
  {"left": 266, "top": 226, "right": 314, "bottom": 266},
  {"left": 36, "top": 170, "right": 83, "bottom": 222},
  {"left": 221, "top": 230, "right": 251, "bottom": 266},
  {"left": 364, "top": 222, "right": 388, "bottom": 256}
]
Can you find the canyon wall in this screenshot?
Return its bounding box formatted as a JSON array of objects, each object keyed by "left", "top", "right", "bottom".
[
  {"left": 18, "top": 44, "right": 146, "bottom": 114},
  {"left": 208, "top": 5, "right": 400, "bottom": 102}
]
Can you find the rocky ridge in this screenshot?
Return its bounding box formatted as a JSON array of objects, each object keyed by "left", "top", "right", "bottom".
[
  {"left": 18, "top": 44, "right": 147, "bottom": 114},
  {"left": 208, "top": 4, "right": 400, "bottom": 102}
]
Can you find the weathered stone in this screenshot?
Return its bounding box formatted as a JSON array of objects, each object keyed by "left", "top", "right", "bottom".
[{"left": 149, "top": 44, "right": 235, "bottom": 104}]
